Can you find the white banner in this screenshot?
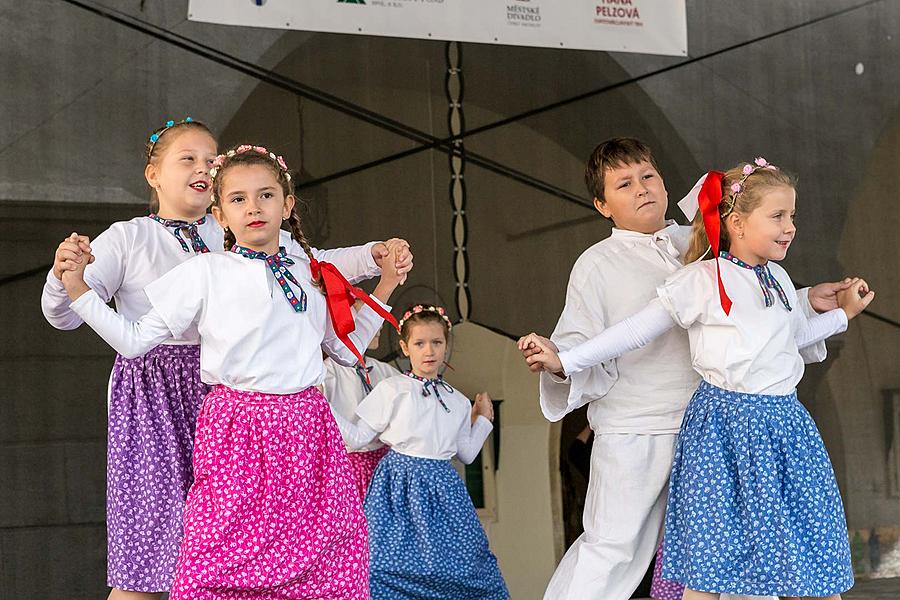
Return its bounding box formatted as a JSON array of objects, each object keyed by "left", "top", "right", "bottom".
[{"left": 188, "top": 0, "right": 687, "bottom": 57}]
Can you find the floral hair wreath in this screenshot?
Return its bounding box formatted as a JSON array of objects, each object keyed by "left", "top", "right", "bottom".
[
  {"left": 209, "top": 144, "right": 292, "bottom": 182},
  {"left": 398, "top": 305, "right": 453, "bottom": 331},
  {"left": 148, "top": 116, "right": 194, "bottom": 153},
  {"left": 721, "top": 157, "right": 778, "bottom": 216}
]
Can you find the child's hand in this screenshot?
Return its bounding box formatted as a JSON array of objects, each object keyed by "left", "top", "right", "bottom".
[
  {"left": 473, "top": 392, "right": 494, "bottom": 423},
  {"left": 371, "top": 245, "right": 403, "bottom": 304},
  {"left": 52, "top": 233, "right": 94, "bottom": 280},
  {"left": 380, "top": 244, "right": 403, "bottom": 287},
  {"left": 517, "top": 333, "right": 560, "bottom": 373},
  {"left": 60, "top": 248, "right": 93, "bottom": 300},
  {"left": 373, "top": 238, "right": 413, "bottom": 285},
  {"left": 519, "top": 333, "right": 564, "bottom": 375},
  {"left": 836, "top": 278, "right": 875, "bottom": 320},
  {"left": 807, "top": 278, "right": 856, "bottom": 313}
]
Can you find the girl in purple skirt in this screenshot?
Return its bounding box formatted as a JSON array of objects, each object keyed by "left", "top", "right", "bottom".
[{"left": 41, "top": 119, "right": 412, "bottom": 600}]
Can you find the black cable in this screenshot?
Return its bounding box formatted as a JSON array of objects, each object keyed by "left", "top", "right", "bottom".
[
  {"left": 266, "top": 0, "right": 890, "bottom": 188},
  {"left": 58, "top": 0, "right": 591, "bottom": 210},
  {"left": 66, "top": 0, "right": 885, "bottom": 207},
  {"left": 37, "top": 0, "right": 899, "bottom": 334}
]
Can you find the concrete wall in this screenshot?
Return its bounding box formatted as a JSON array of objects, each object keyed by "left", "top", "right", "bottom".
[{"left": 2, "top": 0, "right": 898, "bottom": 596}]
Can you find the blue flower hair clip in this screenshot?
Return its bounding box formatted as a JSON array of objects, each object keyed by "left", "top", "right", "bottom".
[{"left": 148, "top": 116, "right": 194, "bottom": 147}]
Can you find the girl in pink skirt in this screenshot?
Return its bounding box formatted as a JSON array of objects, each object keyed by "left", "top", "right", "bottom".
[
  {"left": 41, "top": 118, "right": 410, "bottom": 600},
  {"left": 57, "top": 144, "right": 405, "bottom": 599}
]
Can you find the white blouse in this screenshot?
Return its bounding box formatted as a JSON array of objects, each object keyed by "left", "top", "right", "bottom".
[
  {"left": 542, "top": 223, "right": 828, "bottom": 432},
  {"left": 69, "top": 250, "right": 389, "bottom": 395},
  {"left": 41, "top": 215, "right": 380, "bottom": 343},
  {"left": 322, "top": 356, "right": 400, "bottom": 452},
  {"left": 657, "top": 258, "right": 846, "bottom": 395},
  {"left": 560, "top": 258, "right": 848, "bottom": 396},
  {"left": 339, "top": 374, "right": 493, "bottom": 463}
]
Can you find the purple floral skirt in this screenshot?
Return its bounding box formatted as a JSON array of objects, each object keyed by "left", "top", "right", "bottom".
[{"left": 105, "top": 344, "right": 208, "bottom": 591}]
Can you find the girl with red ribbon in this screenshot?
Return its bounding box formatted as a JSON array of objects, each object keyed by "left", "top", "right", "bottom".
[
  {"left": 40, "top": 119, "right": 411, "bottom": 600},
  {"left": 57, "top": 144, "right": 405, "bottom": 600},
  {"left": 522, "top": 158, "right": 874, "bottom": 599}
]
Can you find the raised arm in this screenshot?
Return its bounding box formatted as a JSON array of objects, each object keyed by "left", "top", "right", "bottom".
[
  {"left": 41, "top": 229, "right": 126, "bottom": 330},
  {"left": 321, "top": 246, "right": 403, "bottom": 366},
  {"left": 306, "top": 238, "right": 413, "bottom": 285}
]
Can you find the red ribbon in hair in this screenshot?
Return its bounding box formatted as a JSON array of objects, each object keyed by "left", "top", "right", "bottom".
[
  {"left": 310, "top": 258, "right": 400, "bottom": 381},
  {"left": 698, "top": 171, "right": 733, "bottom": 315}
]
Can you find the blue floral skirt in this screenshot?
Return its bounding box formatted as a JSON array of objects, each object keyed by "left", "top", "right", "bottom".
[
  {"left": 662, "top": 381, "right": 854, "bottom": 596},
  {"left": 364, "top": 450, "right": 508, "bottom": 599}
]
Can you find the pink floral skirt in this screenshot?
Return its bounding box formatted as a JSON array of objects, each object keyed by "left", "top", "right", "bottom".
[
  {"left": 347, "top": 446, "right": 390, "bottom": 503},
  {"left": 169, "top": 385, "right": 368, "bottom": 599}
]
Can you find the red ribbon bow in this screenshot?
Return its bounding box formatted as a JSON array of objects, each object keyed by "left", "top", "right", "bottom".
[
  {"left": 698, "top": 171, "right": 733, "bottom": 315},
  {"left": 309, "top": 258, "right": 400, "bottom": 380}
]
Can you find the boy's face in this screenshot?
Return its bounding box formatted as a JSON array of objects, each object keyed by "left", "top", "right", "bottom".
[{"left": 594, "top": 160, "right": 668, "bottom": 234}]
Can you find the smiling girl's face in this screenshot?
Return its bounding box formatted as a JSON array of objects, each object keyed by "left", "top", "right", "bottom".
[
  {"left": 145, "top": 128, "right": 218, "bottom": 220},
  {"left": 726, "top": 184, "right": 796, "bottom": 265}
]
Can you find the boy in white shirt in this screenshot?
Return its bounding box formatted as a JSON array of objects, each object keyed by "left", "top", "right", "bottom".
[{"left": 521, "top": 138, "right": 850, "bottom": 600}]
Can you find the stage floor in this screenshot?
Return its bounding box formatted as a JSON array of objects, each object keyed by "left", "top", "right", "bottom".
[{"left": 845, "top": 576, "right": 900, "bottom": 599}]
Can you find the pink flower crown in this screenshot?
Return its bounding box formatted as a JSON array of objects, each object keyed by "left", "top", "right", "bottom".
[
  {"left": 209, "top": 144, "right": 291, "bottom": 182},
  {"left": 398, "top": 305, "right": 453, "bottom": 330},
  {"left": 722, "top": 157, "right": 778, "bottom": 215}
]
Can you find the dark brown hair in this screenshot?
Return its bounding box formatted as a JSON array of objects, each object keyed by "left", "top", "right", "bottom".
[
  {"left": 584, "top": 137, "right": 660, "bottom": 202},
  {"left": 399, "top": 305, "right": 451, "bottom": 343},
  {"left": 144, "top": 120, "right": 215, "bottom": 213},
  {"left": 210, "top": 146, "right": 322, "bottom": 287}
]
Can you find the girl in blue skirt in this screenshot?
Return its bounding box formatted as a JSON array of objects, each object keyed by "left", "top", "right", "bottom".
[
  {"left": 331, "top": 304, "right": 509, "bottom": 599},
  {"left": 522, "top": 158, "right": 874, "bottom": 599}
]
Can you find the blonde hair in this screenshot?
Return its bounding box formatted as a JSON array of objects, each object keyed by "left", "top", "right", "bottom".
[
  {"left": 144, "top": 120, "right": 215, "bottom": 213},
  {"left": 684, "top": 163, "right": 796, "bottom": 263}
]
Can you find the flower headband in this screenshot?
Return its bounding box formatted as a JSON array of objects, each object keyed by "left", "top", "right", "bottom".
[
  {"left": 209, "top": 144, "right": 292, "bottom": 182},
  {"left": 147, "top": 117, "right": 194, "bottom": 154},
  {"left": 399, "top": 305, "right": 453, "bottom": 331},
  {"left": 677, "top": 157, "right": 780, "bottom": 223},
  {"left": 721, "top": 157, "right": 779, "bottom": 217}
]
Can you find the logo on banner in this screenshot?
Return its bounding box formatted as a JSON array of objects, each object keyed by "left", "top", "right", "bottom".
[
  {"left": 507, "top": 0, "right": 541, "bottom": 27},
  {"left": 594, "top": 0, "right": 643, "bottom": 27}
]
